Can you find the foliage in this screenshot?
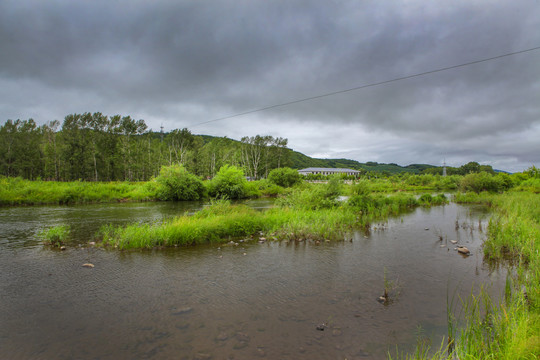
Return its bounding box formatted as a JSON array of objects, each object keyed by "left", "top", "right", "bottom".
[
  {"left": 0, "top": 177, "right": 156, "bottom": 205},
  {"left": 0, "top": 115, "right": 290, "bottom": 183},
  {"left": 256, "top": 179, "right": 285, "bottom": 197},
  {"left": 97, "top": 188, "right": 438, "bottom": 249},
  {"left": 207, "top": 165, "right": 249, "bottom": 199},
  {"left": 40, "top": 225, "right": 71, "bottom": 247},
  {"left": 268, "top": 167, "right": 303, "bottom": 187},
  {"left": 459, "top": 172, "right": 507, "bottom": 193},
  {"left": 154, "top": 165, "right": 204, "bottom": 201},
  {"left": 418, "top": 193, "right": 448, "bottom": 206}
]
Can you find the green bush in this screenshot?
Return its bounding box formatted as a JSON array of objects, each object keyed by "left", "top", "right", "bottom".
[
  {"left": 256, "top": 179, "right": 285, "bottom": 197},
  {"left": 207, "top": 165, "right": 248, "bottom": 199},
  {"left": 155, "top": 165, "right": 205, "bottom": 201},
  {"left": 276, "top": 184, "right": 337, "bottom": 210},
  {"left": 268, "top": 167, "right": 303, "bottom": 187},
  {"left": 324, "top": 175, "right": 343, "bottom": 199},
  {"left": 460, "top": 172, "right": 504, "bottom": 193}
]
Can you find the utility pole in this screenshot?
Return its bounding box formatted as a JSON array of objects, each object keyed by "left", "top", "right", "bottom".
[{"left": 443, "top": 159, "right": 447, "bottom": 177}]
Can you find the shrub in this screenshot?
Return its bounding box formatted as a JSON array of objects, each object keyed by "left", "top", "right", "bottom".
[
  {"left": 324, "top": 175, "right": 343, "bottom": 199},
  {"left": 351, "top": 179, "right": 370, "bottom": 195},
  {"left": 268, "top": 167, "right": 303, "bottom": 187},
  {"left": 460, "top": 172, "right": 504, "bottom": 193},
  {"left": 155, "top": 165, "right": 205, "bottom": 201},
  {"left": 207, "top": 165, "right": 248, "bottom": 199},
  {"left": 276, "top": 184, "right": 337, "bottom": 210}
]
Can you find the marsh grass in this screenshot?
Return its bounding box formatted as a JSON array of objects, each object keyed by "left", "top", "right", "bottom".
[
  {"left": 98, "top": 204, "right": 364, "bottom": 249},
  {"left": 96, "top": 188, "right": 427, "bottom": 249},
  {"left": 40, "top": 224, "right": 71, "bottom": 247}
]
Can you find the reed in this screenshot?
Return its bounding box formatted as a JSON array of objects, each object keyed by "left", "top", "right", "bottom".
[{"left": 96, "top": 190, "right": 426, "bottom": 249}]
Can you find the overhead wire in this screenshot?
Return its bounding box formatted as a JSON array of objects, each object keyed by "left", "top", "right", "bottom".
[{"left": 188, "top": 45, "right": 540, "bottom": 128}]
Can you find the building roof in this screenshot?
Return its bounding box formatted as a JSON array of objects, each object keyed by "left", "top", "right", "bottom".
[{"left": 298, "top": 167, "right": 361, "bottom": 173}]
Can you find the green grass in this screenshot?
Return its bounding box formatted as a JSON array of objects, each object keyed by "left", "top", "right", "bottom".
[
  {"left": 96, "top": 191, "right": 426, "bottom": 250},
  {"left": 39, "top": 224, "right": 71, "bottom": 247},
  {"left": 0, "top": 177, "right": 157, "bottom": 205},
  {"left": 98, "top": 203, "right": 360, "bottom": 249}
]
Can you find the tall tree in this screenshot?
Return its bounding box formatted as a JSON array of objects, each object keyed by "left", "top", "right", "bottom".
[{"left": 42, "top": 120, "right": 60, "bottom": 180}]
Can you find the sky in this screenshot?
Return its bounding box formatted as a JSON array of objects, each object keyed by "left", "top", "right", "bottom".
[{"left": 1, "top": 0, "right": 539, "bottom": 173}]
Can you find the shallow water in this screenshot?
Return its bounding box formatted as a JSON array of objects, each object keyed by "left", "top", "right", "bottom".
[{"left": 0, "top": 201, "right": 505, "bottom": 359}]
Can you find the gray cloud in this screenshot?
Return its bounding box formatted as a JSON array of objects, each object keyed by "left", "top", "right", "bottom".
[{"left": 1, "top": 0, "right": 539, "bottom": 172}]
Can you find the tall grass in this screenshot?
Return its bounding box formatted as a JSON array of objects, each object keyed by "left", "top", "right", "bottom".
[
  {"left": 96, "top": 188, "right": 428, "bottom": 249},
  {"left": 0, "top": 177, "right": 157, "bottom": 205},
  {"left": 98, "top": 203, "right": 363, "bottom": 249},
  {"left": 39, "top": 224, "right": 71, "bottom": 247}
]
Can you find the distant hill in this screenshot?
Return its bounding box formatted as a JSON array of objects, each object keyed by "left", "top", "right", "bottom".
[
  {"left": 196, "top": 133, "right": 437, "bottom": 174},
  {"left": 287, "top": 150, "right": 435, "bottom": 174}
]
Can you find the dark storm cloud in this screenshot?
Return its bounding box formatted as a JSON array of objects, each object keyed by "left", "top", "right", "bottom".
[{"left": 0, "top": 0, "right": 539, "bottom": 172}]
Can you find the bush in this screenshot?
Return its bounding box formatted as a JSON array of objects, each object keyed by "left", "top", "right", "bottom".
[
  {"left": 460, "top": 172, "right": 504, "bottom": 193},
  {"left": 256, "top": 179, "right": 285, "bottom": 197},
  {"left": 324, "top": 175, "right": 343, "bottom": 199},
  {"left": 155, "top": 165, "right": 205, "bottom": 201},
  {"left": 207, "top": 165, "right": 248, "bottom": 199},
  {"left": 276, "top": 184, "right": 337, "bottom": 210},
  {"left": 351, "top": 179, "right": 370, "bottom": 195},
  {"left": 268, "top": 167, "right": 303, "bottom": 187}
]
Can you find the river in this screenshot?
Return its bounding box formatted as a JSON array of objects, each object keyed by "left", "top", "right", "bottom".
[{"left": 0, "top": 200, "right": 506, "bottom": 359}]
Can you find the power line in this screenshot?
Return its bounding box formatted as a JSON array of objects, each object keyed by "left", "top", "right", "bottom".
[{"left": 189, "top": 45, "right": 540, "bottom": 128}]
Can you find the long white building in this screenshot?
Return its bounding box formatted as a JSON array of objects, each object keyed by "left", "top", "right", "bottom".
[{"left": 298, "top": 167, "right": 361, "bottom": 176}]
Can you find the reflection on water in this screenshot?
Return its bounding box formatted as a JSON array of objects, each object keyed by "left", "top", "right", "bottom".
[{"left": 0, "top": 201, "right": 505, "bottom": 359}]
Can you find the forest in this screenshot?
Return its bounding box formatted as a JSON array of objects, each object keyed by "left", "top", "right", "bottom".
[
  {"left": 0, "top": 113, "right": 289, "bottom": 181},
  {"left": 0, "top": 113, "right": 502, "bottom": 183}
]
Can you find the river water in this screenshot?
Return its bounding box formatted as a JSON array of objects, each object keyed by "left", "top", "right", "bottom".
[{"left": 0, "top": 200, "right": 506, "bottom": 360}]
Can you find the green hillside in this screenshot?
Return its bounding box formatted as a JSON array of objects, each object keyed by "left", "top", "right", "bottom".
[{"left": 287, "top": 150, "right": 435, "bottom": 174}]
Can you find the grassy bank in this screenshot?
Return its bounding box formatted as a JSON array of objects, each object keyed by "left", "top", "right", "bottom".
[
  {"left": 398, "top": 191, "right": 540, "bottom": 359},
  {"left": 3, "top": 167, "right": 535, "bottom": 206},
  {"left": 0, "top": 177, "right": 157, "bottom": 205}
]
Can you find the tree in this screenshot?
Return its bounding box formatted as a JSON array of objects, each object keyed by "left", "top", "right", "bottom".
[
  {"left": 166, "top": 128, "right": 195, "bottom": 166},
  {"left": 42, "top": 120, "right": 60, "bottom": 180},
  {"left": 119, "top": 116, "right": 147, "bottom": 181}
]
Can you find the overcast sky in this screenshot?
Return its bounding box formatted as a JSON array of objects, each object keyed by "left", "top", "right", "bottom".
[{"left": 1, "top": 0, "right": 539, "bottom": 172}]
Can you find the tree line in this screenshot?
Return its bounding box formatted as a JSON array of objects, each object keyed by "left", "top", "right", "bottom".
[{"left": 0, "top": 113, "right": 290, "bottom": 181}]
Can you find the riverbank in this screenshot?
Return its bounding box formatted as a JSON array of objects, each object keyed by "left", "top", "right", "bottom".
[
  {"left": 397, "top": 191, "right": 540, "bottom": 359},
  {"left": 0, "top": 177, "right": 157, "bottom": 205}
]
